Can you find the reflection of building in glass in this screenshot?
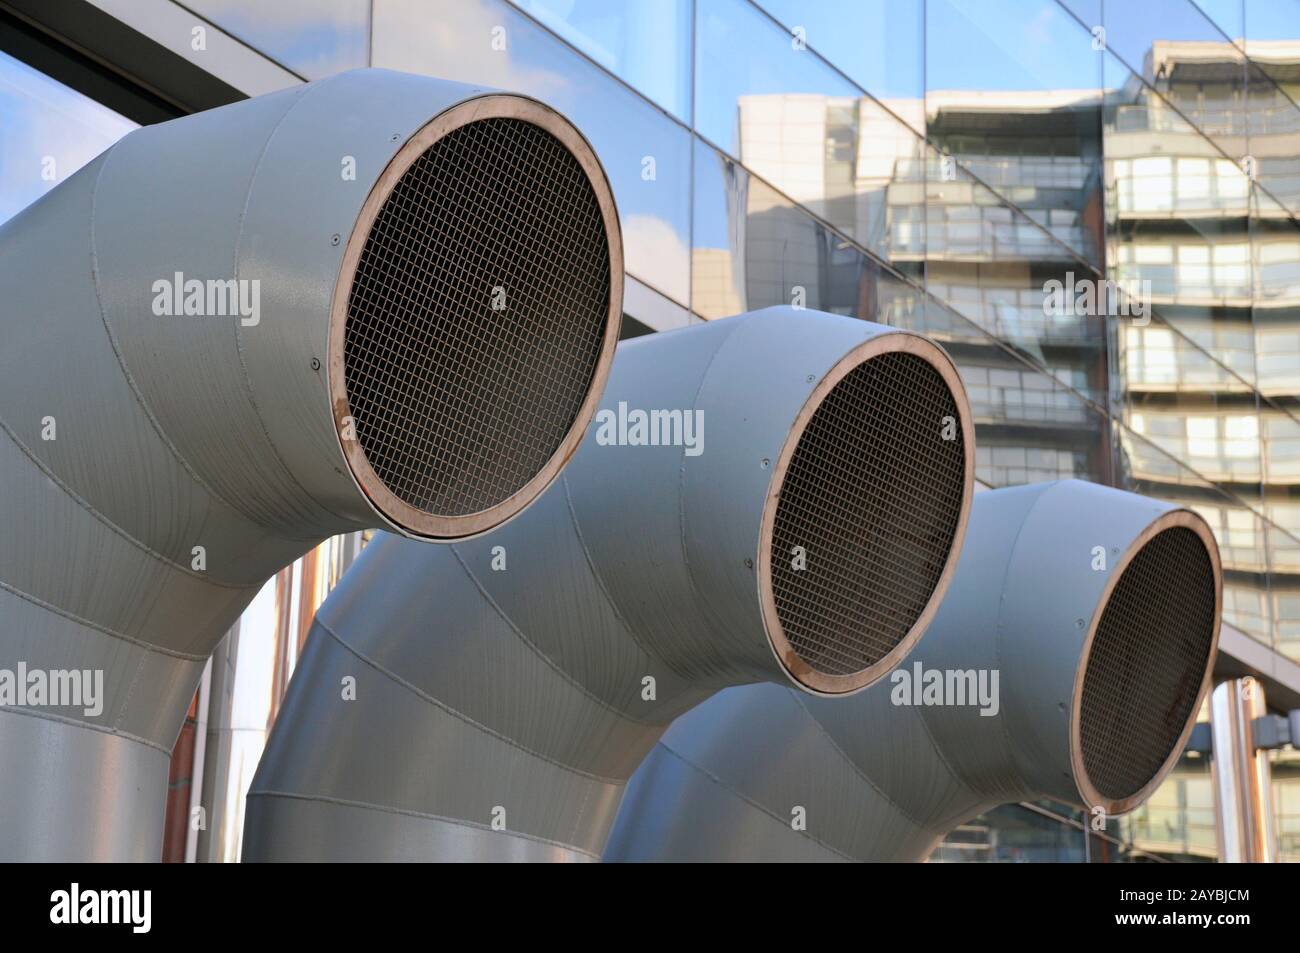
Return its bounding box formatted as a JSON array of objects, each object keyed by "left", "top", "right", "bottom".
[
  {"left": 716, "top": 88, "right": 1112, "bottom": 492},
  {"left": 1121, "top": 755, "right": 1219, "bottom": 861},
  {"left": 921, "top": 89, "right": 1109, "bottom": 492},
  {"left": 1107, "top": 41, "right": 1300, "bottom": 664},
  {"left": 706, "top": 42, "right": 1300, "bottom": 667},
  {"left": 702, "top": 35, "right": 1300, "bottom": 862}
]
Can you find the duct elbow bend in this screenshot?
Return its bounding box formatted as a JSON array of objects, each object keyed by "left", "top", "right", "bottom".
[
  {"left": 244, "top": 307, "right": 976, "bottom": 861},
  {"left": 0, "top": 68, "right": 622, "bottom": 860},
  {"left": 950, "top": 479, "right": 1221, "bottom": 816},
  {"left": 580, "top": 306, "right": 976, "bottom": 695},
  {"left": 605, "top": 480, "right": 1222, "bottom": 862}
]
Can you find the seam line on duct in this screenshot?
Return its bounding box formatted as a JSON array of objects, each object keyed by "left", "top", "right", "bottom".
[
  {"left": 231, "top": 77, "right": 358, "bottom": 526},
  {"left": 675, "top": 322, "right": 749, "bottom": 666},
  {"left": 787, "top": 688, "right": 938, "bottom": 830},
  {"left": 448, "top": 544, "right": 669, "bottom": 730},
  {"left": 0, "top": 705, "right": 174, "bottom": 754},
  {"left": 112, "top": 651, "right": 146, "bottom": 733},
  {"left": 560, "top": 473, "right": 678, "bottom": 676},
  {"left": 0, "top": 574, "right": 225, "bottom": 662},
  {"left": 911, "top": 693, "right": 981, "bottom": 800},
  {"left": 903, "top": 631, "right": 994, "bottom": 800},
  {"left": 0, "top": 416, "right": 261, "bottom": 590},
  {"left": 245, "top": 789, "right": 603, "bottom": 859},
  {"left": 86, "top": 142, "right": 299, "bottom": 536},
  {"left": 314, "top": 618, "right": 630, "bottom": 784},
  {"left": 982, "top": 484, "right": 1058, "bottom": 796},
  {"left": 569, "top": 779, "right": 592, "bottom": 848},
  {"left": 568, "top": 767, "right": 606, "bottom": 851},
  {"left": 653, "top": 742, "right": 856, "bottom": 861}
]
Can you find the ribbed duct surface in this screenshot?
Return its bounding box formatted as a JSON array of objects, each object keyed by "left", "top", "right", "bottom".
[
  {"left": 0, "top": 69, "right": 622, "bottom": 860},
  {"left": 605, "top": 481, "right": 1222, "bottom": 862},
  {"left": 1079, "top": 525, "right": 1218, "bottom": 801},
  {"left": 770, "top": 351, "right": 966, "bottom": 676},
  {"left": 342, "top": 116, "right": 612, "bottom": 521},
  {"left": 243, "top": 308, "right": 976, "bottom": 862}
]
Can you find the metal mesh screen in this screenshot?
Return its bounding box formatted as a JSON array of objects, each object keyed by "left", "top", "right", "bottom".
[
  {"left": 343, "top": 116, "right": 611, "bottom": 517},
  {"left": 1079, "top": 526, "right": 1216, "bottom": 801},
  {"left": 770, "top": 351, "right": 966, "bottom": 676}
]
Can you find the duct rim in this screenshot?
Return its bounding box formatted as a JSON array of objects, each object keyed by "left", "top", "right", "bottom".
[
  {"left": 757, "top": 331, "right": 975, "bottom": 696},
  {"left": 326, "top": 94, "right": 623, "bottom": 540},
  {"left": 1070, "top": 509, "right": 1222, "bottom": 816}
]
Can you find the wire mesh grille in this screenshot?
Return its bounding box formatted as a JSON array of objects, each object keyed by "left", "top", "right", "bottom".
[
  {"left": 343, "top": 116, "right": 611, "bottom": 517},
  {"left": 1079, "top": 526, "right": 1216, "bottom": 801},
  {"left": 771, "top": 351, "right": 966, "bottom": 677}
]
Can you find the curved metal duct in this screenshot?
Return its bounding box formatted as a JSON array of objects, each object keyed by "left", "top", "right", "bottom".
[
  {"left": 242, "top": 306, "right": 975, "bottom": 861},
  {"left": 0, "top": 68, "right": 621, "bottom": 860},
  {"left": 603, "top": 480, "right": 1222, "bottom": 862}
]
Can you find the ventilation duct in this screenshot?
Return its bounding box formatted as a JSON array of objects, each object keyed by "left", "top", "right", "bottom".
[
  {"left": 0, "top": 68, "right": 621, "bottom": 861},
  {"left": 603, "top": 480, "right": 1221, "bottom": 862},
  {"left": 243, "top": 306, "right": 975, "bottom": 861}
]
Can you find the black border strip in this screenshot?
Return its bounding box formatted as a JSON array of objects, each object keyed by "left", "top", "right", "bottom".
[{"left": 0, "top": 0, "right": 247, "bottom": 123}]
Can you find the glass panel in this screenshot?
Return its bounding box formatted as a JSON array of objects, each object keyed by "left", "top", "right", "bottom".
[
  {"left": 696, "top": 0, "right": 856, "bottom": 156},
  {"left": 927, "top": 0, "right": 1101, "bottom": 99},
  {"left": 1253, "top": 184, "right": 1300, "bottom": 658},
  {"left": 0, "top": 50, "right": 137, "bottom": 225},
  {"left": 929, "top": 0, "right": 1105, "bottom": 277},
  {"left": 1243, "top": 0, "right": 1300, "bottom": 216},
  {"left": 187, "top": 0, "right": 371, "bottom": 78},
  {"left": 1243, "top": 6, "right": 1300, "bottom": 660},
  {"left": 922, "top": 0, "right": 1112, "bottom": 433},
  {"left": 372, "top": 0, "right": 692, "bottom": 306},
  {"left": 1112, "top": 410, "right": 1279, "bottom": 644},
  {"left": 1105, "top": 50, "right": 1256, "bottom": 644},
  {"left": 695, "top": 0, "right": 921, "bottom": 261},
  {"left": 921, "top": 146, "right": 1110, "bottom": 389},
  {"left": 753, "top": 0, "right": 924, "bottom": 107},
  {"left": 692, "top": 139, "right": 930, "bottom": 322},
  {"left": 700, "top": 0, "right": 1115, "bottom": 397},
  {"left": 1192, "top": 0, "right": 1245, "bottom": 40},
  {"left": 692, "top": 136, "right": 1112, "bottom": 489},
  {"left": 1098, "top": 0, "right": 1248, "bottom": 154},
  {"left": 713, "top": 179, "right": 1109, "bottom": 486},
  {"left": 1097, "top": 0, "right": 1300, "bottom": 223},
  {"left": 691, "top": 142, "right": 748, "bottom": 320},
  {"left": 509, "top": 0, "right": 692, "bottom": 121}
]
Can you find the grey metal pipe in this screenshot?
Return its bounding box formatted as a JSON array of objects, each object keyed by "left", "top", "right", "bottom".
[
  {"left": 1211, "top": 677, "right": 1276, "bottom": 862},
  {"left": 604, "top": 480, "right": 1222, "bottom": 861},
  {"left": 243, "top": 306, "right": 975, "bottom": 861},
  {"left": 0, "top": 68, "right": 622, "bottom": 860}
]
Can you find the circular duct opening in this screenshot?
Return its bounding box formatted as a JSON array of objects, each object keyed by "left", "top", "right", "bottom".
[
  {"left": 1074, "top": 514, "right": 1221, "bottom": 813},
  {"left": 760, "top": 334, "right": 974, "bottom": 695},
  {"left": 329, "top": 96, "right": 622, "bottom": 539}
]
